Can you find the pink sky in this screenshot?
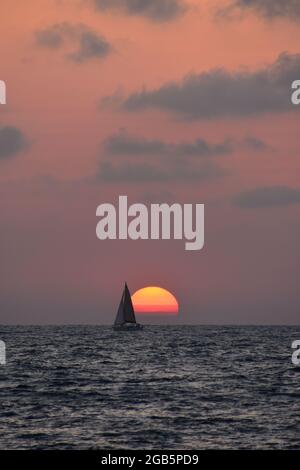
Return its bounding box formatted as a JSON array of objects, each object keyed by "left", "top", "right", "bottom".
[{"left": 0, "top": 0, "right": 300, "bottom": 323}]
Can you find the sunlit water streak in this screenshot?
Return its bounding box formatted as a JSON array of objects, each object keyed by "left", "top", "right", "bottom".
[{"left": 0, "top": 325, "right": 299, "bottom": 449}]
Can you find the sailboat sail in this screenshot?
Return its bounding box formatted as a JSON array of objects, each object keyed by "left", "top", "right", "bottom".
[
  {"left": 123, "top": 283, "right": 136, "bottom": 323},
  {"left": 114, "top": 283, "right": 136, "bottom": 325},
  {"left": 114, "top": 296, "right": 125, "bottom": 326}
]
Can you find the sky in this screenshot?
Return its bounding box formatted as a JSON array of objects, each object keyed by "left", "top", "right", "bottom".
[{"left": 0, "top": 0, "right": 300, "bottom": 324}]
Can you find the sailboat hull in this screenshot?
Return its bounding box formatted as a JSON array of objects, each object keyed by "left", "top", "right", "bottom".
[{"left": 113, "top": 322, "right": 143, "bottom": 331}]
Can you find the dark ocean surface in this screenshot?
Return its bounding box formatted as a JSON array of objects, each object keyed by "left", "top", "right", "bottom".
[{"left": 0, "top": 325, "right": 299, "bottom": 450}]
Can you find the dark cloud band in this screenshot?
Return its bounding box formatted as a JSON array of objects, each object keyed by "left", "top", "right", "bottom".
[
  {"left": 225, "top": 0, "right": 300, "bottom": 20},
  {"left": 117, "top": 53, "right": 300, "bottom": 119},
  {"left": 104, "top": 132, "right": 233, "bottom": 157},
  {"left": 35, "top": 23, "right": 112, "bottom": 62},
  {"left": 94, "top": 0, "right": 186, "bottom": 22},
  {"left": 234, "top": 186, "right": 300, "bottom": 208},
  {"left": 96, "top": 131, "right": 270, "bottom": 182},
  {"left": 96, "top": 159, "right": 223, "bottom": 182},
  {"left": 0, "top": 126, "right": 27, "bottom": 160}
]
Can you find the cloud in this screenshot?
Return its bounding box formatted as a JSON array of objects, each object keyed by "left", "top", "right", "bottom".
[
  {"left": 103, "top": 132, "right": 233, "bottom": 157},
  {"left": 0, "top": 126, "right": 27, "bottom": 160},
  {"left": 96, "top": 159, "right": 222, "bottom": 182},
  {"left": 96, "top": 131, "right": 271, "bottom": 182},
  {"left": 35, "top": 23, "right": 70, "bottom": 48},
  {"left": 243, "top": 136, "right": 272, "bottom": 152},
  {"left": 223, "top": 0, "right": 300, "bottom": 20},
  {"left": 118, "top": 52, "right": 300, "bottom": 119},
  {"left": 35, "top": 23, "right": 112, "bottom": 62},
  {"left": 233, "top": 186, "right": 300, "bottom": 208},
  {"left": 94, "top": 0, "right": 187, "bottom": 22},
  {"left": 68, "top": 29, "right": 111, "bottom": 62},
  {"left": 96, "top": 131, "right": 236, "bottom": 181}
]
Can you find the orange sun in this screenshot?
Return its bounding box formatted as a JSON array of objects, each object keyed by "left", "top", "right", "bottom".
[{"left": 132, "top": 286, "right": 179, "bottom": 315}]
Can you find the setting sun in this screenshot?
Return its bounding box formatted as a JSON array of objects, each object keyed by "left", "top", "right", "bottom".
[{"left": 132, "top": 286, "right": 179, "bottom": 315}]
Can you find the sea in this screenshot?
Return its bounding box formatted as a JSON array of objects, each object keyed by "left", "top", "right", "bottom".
[{"left": 0, "top": 325, "right": 299, "bottom": 450}]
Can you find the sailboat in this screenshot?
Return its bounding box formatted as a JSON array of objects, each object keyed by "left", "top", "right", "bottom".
[{"left": 113, "top": 283, "right": 143, "bottom": 331}]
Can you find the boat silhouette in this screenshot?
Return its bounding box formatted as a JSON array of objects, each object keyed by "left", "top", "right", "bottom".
[{"left": 113, "top": 283, "right": 143, "bottom": 331}]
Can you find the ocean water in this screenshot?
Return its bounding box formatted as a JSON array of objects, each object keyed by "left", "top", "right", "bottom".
[{"left": 0, "top": 325, "right": 299, "bottom": 450}]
